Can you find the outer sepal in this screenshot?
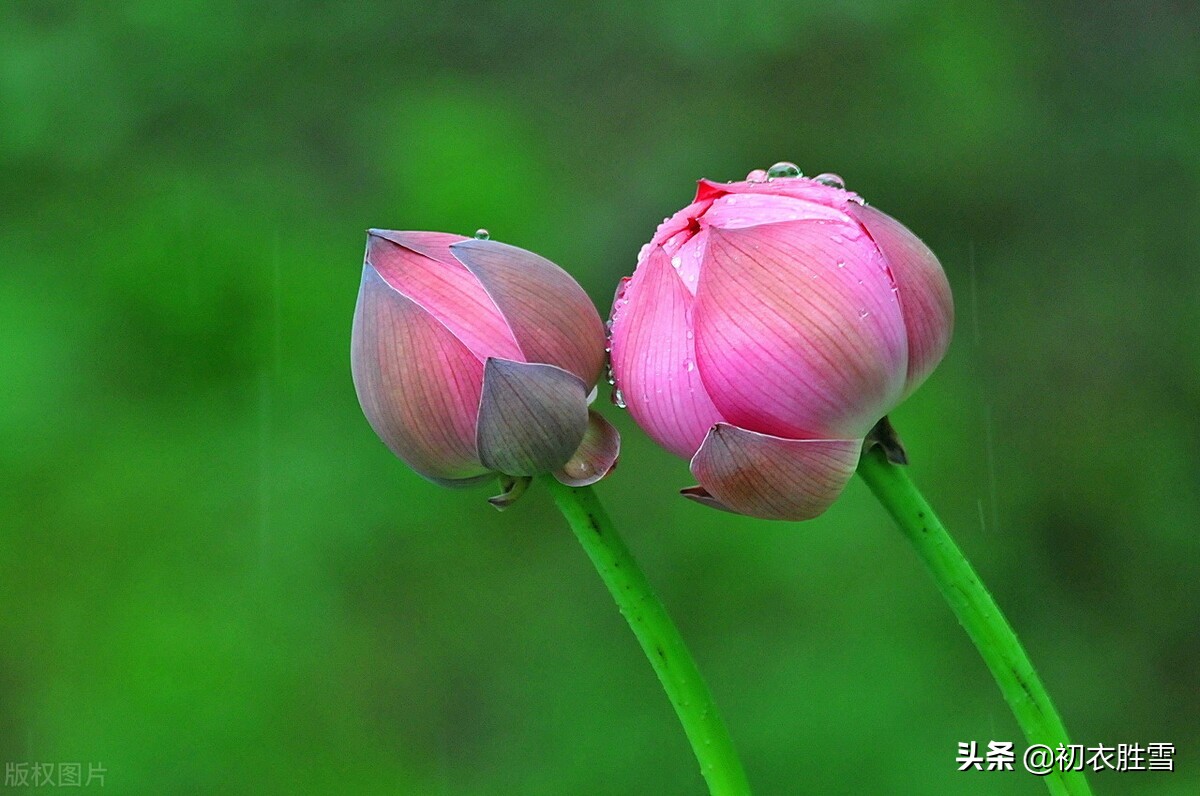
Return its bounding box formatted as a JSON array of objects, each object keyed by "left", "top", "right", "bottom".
[
  {"left": 475, "top": 358, "right": 590, "bottom": 477},
  {"left": 687, "top": 423, "right": 862, "bottom": 521},
  {"left": 554, "top": 410, "right": 620, "bottom": 487}
]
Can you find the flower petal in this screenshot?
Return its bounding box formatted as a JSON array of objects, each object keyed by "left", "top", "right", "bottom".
[
  {"left": 688, "top": 423, "right": 862, "bottom": 521},
  {"left": 449, "top": 239, "right": 607, "bottom": 385},
  {"left": 700, "top": 191, "right": 849, "bottom": 230},
  {"left": 679, "top": 485, "right": 739, "bottom": 514},
  {"left": 693, "top": 221, "right": 908, "bottom": 440},
  {"left": 554, "top": 409, "right": 621, "bottom": 486},
  {"left": 608, "top": 246, "right": 726, "bottom": 459},
  {"left": 365, "top": 230, "right": 523, "bottom": 361},
  {"left": 849, "top": 204, "right": 954, "bottom": 395},
  {"left": 695, "top": 176, "right": 863, "bottom": 208},
  {"left": 351, "top": 265, "right": 488, "bottom": 483},
  {"left": 476, "top": 358, "right": 590, "bottom": 476}
]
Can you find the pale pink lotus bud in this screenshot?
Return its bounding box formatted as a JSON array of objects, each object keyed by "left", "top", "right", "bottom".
[
  {"left": 608, "top": 166, "right": 953, "bottom": 520},
  {"left": 352, "top": 230, "right": 619, "bottom": 498}
]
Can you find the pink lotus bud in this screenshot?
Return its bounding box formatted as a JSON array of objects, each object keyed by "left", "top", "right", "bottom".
[
  {"left": 352, "top": 230, "right": 619, "bottom": 496},
  {"left": 608, "top": 167, "right": 953, "bottom": 520}
]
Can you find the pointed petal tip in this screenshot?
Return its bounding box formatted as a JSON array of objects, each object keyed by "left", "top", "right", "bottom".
[{"left": 679, "top": 485, "right": 739, "bottom": 515}]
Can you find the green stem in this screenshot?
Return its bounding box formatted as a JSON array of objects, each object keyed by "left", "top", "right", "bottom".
[
  {"left": 856, "top": 446, "right": 1093, "bottom": 796},
  {"left": 539, "top": 475, "right": 753, "bottom": 796}
]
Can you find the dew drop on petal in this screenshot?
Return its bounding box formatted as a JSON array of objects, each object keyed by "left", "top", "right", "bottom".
[
  {"left": 611, "top": 387, "right": 626, "bottom": 409},
  {"left": 474, "top": 228, "right": 489, "bottom": 240},
  {"left": 671, "top": 255, "right": 681, "bottom": 269},
  {"left": 814, "top": 173, "right": 846, "bottom": 189},
  {"left": 745, "top": 168, "right": 768, "bottom": 183},
  {"left": 766, "top": 161, "right": 802, "bottom": 179},
  {"left": 684, "top": 360, "right": 695, "bottom": 372},
  {"left": 836, "top": 260, "right": 846, "bottom": 269},
  {"left": 562, "top": 456, "right": 596, "bottom": 480}
]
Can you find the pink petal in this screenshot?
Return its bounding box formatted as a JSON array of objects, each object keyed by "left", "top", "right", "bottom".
[
  {"left": 608, "top": 246, "right": 725, "bottom": 459},
  {"left": 688, "top": 423, "right": 862, "bottom": 521},
  {"left": 695, "top": 176, "right": 863, "bottom": 207},
  {"left": 351, "top": 265, "right": 488, "bottom": 484},
  {"left": 665, "top": 227, "right": 710, "bottom": 295},
  {"left": 449, "top": 239, "right": 607, "bottom": 385},
  {"left": 366, "top": 231, "right": 524, "bottom": 361},
  {"left": 554, "top": 409, "right": 621, "bottom": 487},
  {"left": 475, "top": 358, "right": 590, "bottom": 477},
  {"left": 849, "top": 205, "right": 954, "bottom": 396},
  {"left": 693, "top": 221, "right": 907, "bottom": 440},
  {"left": 700, "top": 192, "right": 848, "bottom": 231}
]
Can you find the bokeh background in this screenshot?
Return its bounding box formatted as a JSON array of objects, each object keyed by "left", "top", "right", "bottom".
[{"left": 2, "top": 1, "right": 1198, "bottom": 794}]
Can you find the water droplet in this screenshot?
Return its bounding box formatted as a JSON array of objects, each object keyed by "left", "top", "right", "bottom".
[
  {"left": 836, "top": 260, "right": 846, "bottom": 269},
  {"left": 685, "top": 329, "right": 694, "bottom": 340},
  {"left": 611, "top": 387, "right": 626, "bottom": 409},
  {"left": 685, "top": 360, "right": 695, "bottom": 372},
  {"left": 859, "top": 309, "right": 871, "bottom": 319},
  {"left": 814, "top": 173, "right": 846, "bottom": 189},
  {"left": 563, "top": 456, "right": 596, "bottom": 480},
  {"left": 745, "top": 168, "right": 768, "bottom": 183},
  {"left": 766, "top": 161, "right": 802, "bottom": 179},
  {"left": 727, "top": 196, "right": 737, "bottom": 205},
  {"left": 671, "top": 255, "right": 681, "bottom": 269},
  {"left": 473, "top": 228, "right": 489, "bottom": 240}
]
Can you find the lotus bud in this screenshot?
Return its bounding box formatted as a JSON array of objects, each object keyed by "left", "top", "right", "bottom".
[
  {"left": 608, "top": 166, "right": 953, "bottom": 520},
  {"left": 352, "top": 230, "right": 619, "bottom": 504}
]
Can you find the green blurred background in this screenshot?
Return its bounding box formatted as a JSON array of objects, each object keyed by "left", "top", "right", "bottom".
[{"left": 2, "top": 1, "right": 1197, "bottom": 793}]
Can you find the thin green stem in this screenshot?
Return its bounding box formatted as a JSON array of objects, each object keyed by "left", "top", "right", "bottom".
[
  {"left": 856, "top": 446, "right": 1093, "bottom": 796},
  {"left": 539, "top": 476, "right": 752, "bottom": 796}
]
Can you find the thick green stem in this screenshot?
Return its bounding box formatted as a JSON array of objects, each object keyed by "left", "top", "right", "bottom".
[
  {"left": 539, "top": 476, "right": 752, "bottom": 796},
  {"left": 856, "top": 446, "right": 1093, "bottom": 796}
]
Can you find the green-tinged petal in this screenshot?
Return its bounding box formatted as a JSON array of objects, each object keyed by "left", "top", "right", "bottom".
[
  {"left": 488, "top": 475, "right": 531, "bottom": 510},
  {"left": 475, "top": 358, "right": 589, "bottom": 476}
]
